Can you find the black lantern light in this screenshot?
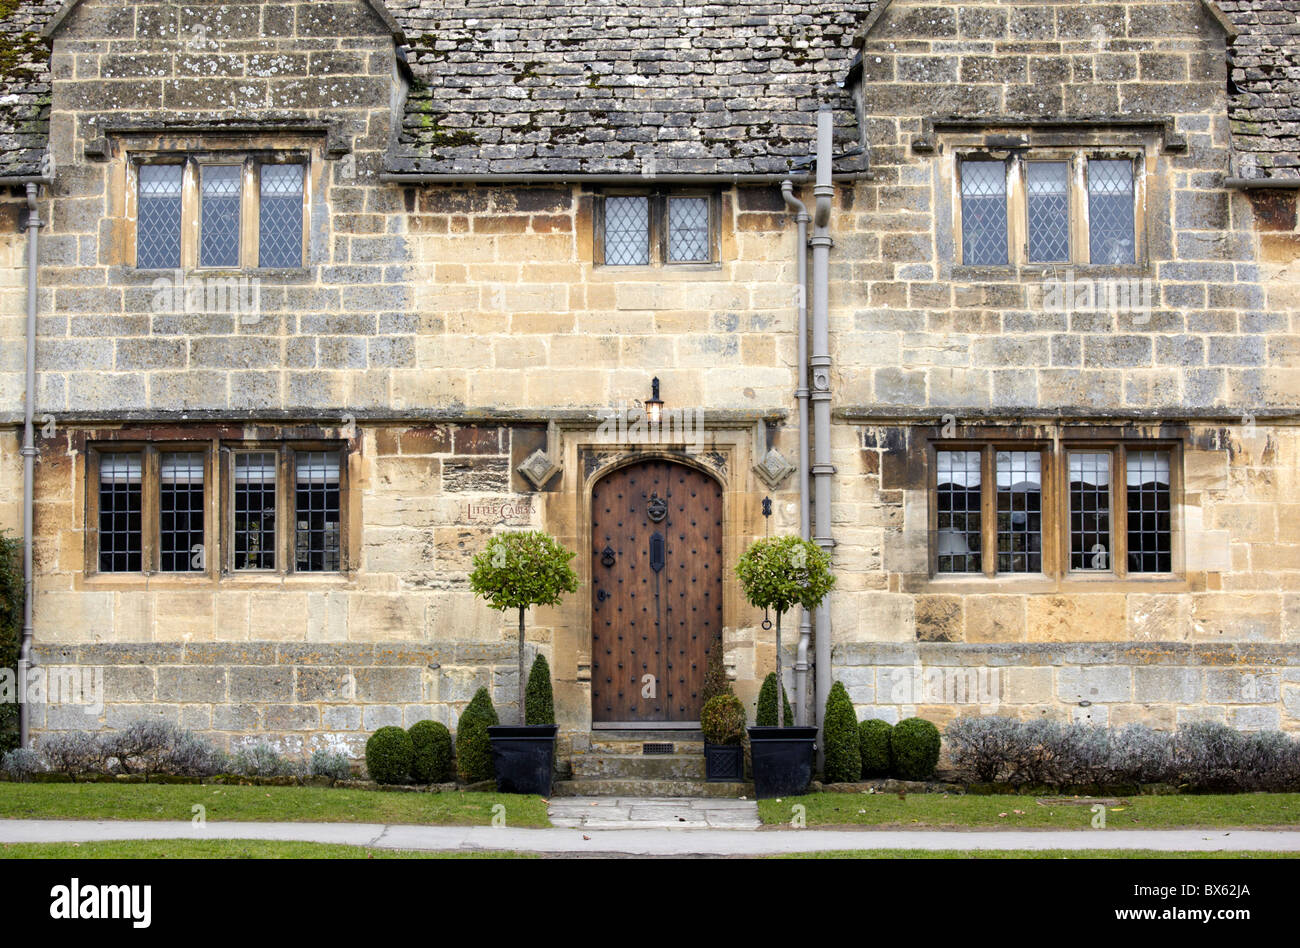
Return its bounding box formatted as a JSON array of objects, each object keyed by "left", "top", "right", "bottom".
[{"left": 645, "top": 376, "right": 664, "bottom": 426}]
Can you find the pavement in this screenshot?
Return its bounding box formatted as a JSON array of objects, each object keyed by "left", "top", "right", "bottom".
[
  {"left": 548, "top": 796, "right": 761, "bottom": 829},
  {"left": 3, "top": 816, "right": 1300, "bottom": 856}
]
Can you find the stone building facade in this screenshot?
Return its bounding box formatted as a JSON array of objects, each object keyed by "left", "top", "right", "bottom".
[{"left": 0, "top": 0, "right": 1297, "bottom": 762}]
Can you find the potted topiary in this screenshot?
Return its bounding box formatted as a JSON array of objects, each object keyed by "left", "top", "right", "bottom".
[
  {"left": 700, "top": 694, "right": 746, "bottom": 782},
  {"left": 469, "top": 531, "right": 578, "bottom": 796},
  {"left": 735, "top": 535, "right": 834, "bottom": 798}
]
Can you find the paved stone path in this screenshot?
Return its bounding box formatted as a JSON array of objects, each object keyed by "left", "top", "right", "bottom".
[
  {"left": 548, "top": 796, "right": 761, "bottom": 830},
  {"left": 3, "top": 819, "right": 1300, "bottom": 855}
]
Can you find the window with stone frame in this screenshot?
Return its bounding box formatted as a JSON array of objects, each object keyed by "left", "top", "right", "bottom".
[
  {"left": 955, "top": 151, "right": 1142, "bottom": 268},
  {"left": 929, "top": 438, "right": 1179, "bottom": 581},
  {"left": 594, "top": 190, "right": 720, "bottom": 267},
  {"left": 86, "top": 441, "right": 348, "bottom": 578},
  {"left": 133, "top": 155, "right": 306, "bottom": 270}
]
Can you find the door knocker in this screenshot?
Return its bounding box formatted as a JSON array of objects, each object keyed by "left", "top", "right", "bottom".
[
  {"left": 601, "top": 545, "right": 616, "bottom": 567},
  {"left": 647, "top": 493, "right": 668, "bottom": 523}
]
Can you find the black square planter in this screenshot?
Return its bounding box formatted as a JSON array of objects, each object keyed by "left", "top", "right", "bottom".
[
  {"left": 488, "top": 724, "right": 558, "bottom": 796},
  {"left": 704, "top": 742, "right": 744, "bottom": 782}
]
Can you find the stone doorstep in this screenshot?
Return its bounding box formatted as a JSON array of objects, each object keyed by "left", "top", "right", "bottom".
[{"left": 548, "top": 795, "right": 761, "bottom": 830}]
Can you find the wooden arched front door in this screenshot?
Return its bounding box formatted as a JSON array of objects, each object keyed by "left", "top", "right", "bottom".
[{"left": 590, "top": 459, "right": 723, "bottom": 726}]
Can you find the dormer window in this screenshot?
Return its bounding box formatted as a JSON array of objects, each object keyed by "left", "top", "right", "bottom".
[
  {"left": 133, "top": 156, "right": 306, "bottom": 270},
  {"left": 956, "top": 152, "right": 1141, "bottom": 268}
]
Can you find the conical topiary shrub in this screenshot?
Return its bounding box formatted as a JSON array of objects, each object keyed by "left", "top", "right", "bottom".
[
  {"left": 365, "top": 726, "right": 414, "bottom": 785},
  {"left": 455, "top": 687, "right": 499, "bottom": 783},
  {"left": 755, "top": 671, "right": 793, "bottom": 727},
  {"left": 891, "top": 717, "right": 941, "bottom": 780},
  {"left": 700, "top": 631, "right": 731, "bottom": 705},
  {"left": 408, "top": 720, "right": 453, "bottom": 784},
  {"left": 821, "top": 681, "right": 861, "bottom": 783},
  {"left": 523, "top": 654, "right": 555, "bottom": 726},
  {"left": 859, "top": 718, "right": 894, "bottom": 777}
]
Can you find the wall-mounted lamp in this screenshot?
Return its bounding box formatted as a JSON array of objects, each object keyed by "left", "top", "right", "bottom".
[{"left": 646, "top": 376, "right": 664, "bottom": 426}]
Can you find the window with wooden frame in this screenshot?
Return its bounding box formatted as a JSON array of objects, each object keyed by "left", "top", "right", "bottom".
[
  {"left": 594, "top": 190, "right": 720, "bottom": 267},
  {"left": 132, "top": 155, "right": 307, "bottom": 270},
  {"left": 956, "top": 151, "right": 1142, "bottom": 268},
  {"left": 222, "top": 444, "right": 346, "bottom": 575},
  {"left": 930, "top": 440, "right": 1179, "bottom": 580},
  {"left": 86, "top": 441, "right": 347, "bottom": 577}
]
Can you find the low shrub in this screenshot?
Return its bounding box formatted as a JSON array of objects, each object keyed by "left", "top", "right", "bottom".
[
  {"left": 821, "top": 681, "right": 861, "bottom": 783},
  {"left": 701, "top": 694, "right": 746, "bottom": 746},
  {"left": 891, "top": 717, "right": 941, "bottom": 780},
  {"left": 1, "top": 747, "right": 43, "bottom": 781},
  {"left": 755, "top": 672, "right": 793, "bottom": 727},
  {"left": 408, "top": 720, "right": 453, "bottom": 783},
  {"left": 102, "top": 719, "right": 181, "bottom": 775},
  {"left": 162, "top": 732, "right": 229, "bottom": 777},
  {"left": 944, "top": 716, "right": 1300, "bottom": 791},
  {"left": 456, "top": 687, "right": 499, "bottom": 783},
  {"left": 858, "top": 719, "right": 893, "bottom": 778},
  {"left": 524, "top": 654, "right": 555, "bottom": 727},
  {"left": 309, "top": 748, "right": 352, "bottom": 781},
  {"left": 365, "top": 727, "right": 414, "bottom": 785},
  {"left": 230, "top": 743, "right": 302, "bottom": 779},
  {"left": 39, "top": 732, "right": 107, "bottom": 777}
]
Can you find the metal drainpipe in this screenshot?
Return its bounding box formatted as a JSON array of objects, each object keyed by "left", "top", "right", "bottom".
[
  {"left": 781, "top": 180, "right": 813, "bottom": 726},
  {"left": 810, "top": 108, "right": 836, "bottom": 740},
  {"left": 18, "top": 182, "right": 40, "bottom": 748}
]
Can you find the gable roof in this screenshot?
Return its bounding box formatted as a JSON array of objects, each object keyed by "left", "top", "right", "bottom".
[
  {"left": 0, "top": 1, "right": 63, "bottom": 180},
  {"left": 1221, "top": 0, "right": 1300, "bottom": 177}
]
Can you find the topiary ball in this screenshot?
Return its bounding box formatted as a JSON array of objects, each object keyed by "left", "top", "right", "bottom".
[
  {"left": 891, "top": 717, "right": 941, "bottom": 780},
  {"left": 859, "top": 718, "right": 894, "bottom": 777},
  {"left": 701, "top": 694, "right": 747, "bottom": 746},
  {"left": 408, "top": 720, "right": 453, "bottom": 784},
  {"left": 365, "top": 726, "right": 414, "bottom": 785},
  {"left": 821, "top": 681, "right": 861, "bottom": 783},
  {"left": 455, "top": 687, "right": 499, "bottom": 783}
]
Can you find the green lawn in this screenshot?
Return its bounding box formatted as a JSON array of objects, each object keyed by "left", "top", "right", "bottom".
[
  {"left": 0, "top": 784, "right": 550, "bottom": 827},
  {"left": 759, "top": 792, "right": 1300, "bottom": 829},
  {"left": 774, "top": 849, "right": 1299, "bottom": 859},
  {"left": 0, "top": 839, "right": 534, "bottom": 859}
]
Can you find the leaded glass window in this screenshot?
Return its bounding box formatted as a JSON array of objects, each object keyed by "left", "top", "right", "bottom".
[
  {"left": 137, "top": 165, "right": 183, "bottom": 269},
  {"left": 234, "top": 453, "right": 277, "bottom": 570},
  {"left": 960, "top": 160, "right": 1008, "bottom": 266},
  {"left": 668, "top": 196, "right": 710, "bottom": 262},
  {"left": 1027, "top": 161, "right": 1069, "bottom": 263},
  {"left": 996, "top": 451, "right": 1042, "bottom": 573},
  {"left": 99, "top": 454, "right": 143, "bottom": 573},
  {"left": 259, "top": 163, "right": 304, "bottom": 268},
  {"left": 936, "top": 451, "right": 982, "bottom": 573},
  {"left": 604, "top": 196, "right": 650, "bottom": 266},
  {"left": 295, "top": 451, "right": 341, "bottom": 573},
  {"left": 1069, "top": 453, "right": 1112, "bottom": 571},
  {"left": 1088, "top": 159, "right": 1136, "bottom": 265},
  {"left": 1127, "top": 450, "right": 1172, "bottom": 573},
  {"left": 159, "top": 453, "right": 205, "bottom": 572},
  {"left": 200, "top": 165, "right": 242, "bottom": 268}
]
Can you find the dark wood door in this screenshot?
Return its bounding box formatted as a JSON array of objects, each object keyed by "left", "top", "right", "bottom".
[{"left": 591, "top": 459, "right": 723, "bottom": 724}]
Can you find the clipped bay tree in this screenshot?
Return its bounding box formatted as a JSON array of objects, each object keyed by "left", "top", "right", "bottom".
[
  {"left": 469, "top": 531, "right": 578, "bottom": 725},
  {"left": 735, "top": 535, "right": 835, "bottom": 727}
]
